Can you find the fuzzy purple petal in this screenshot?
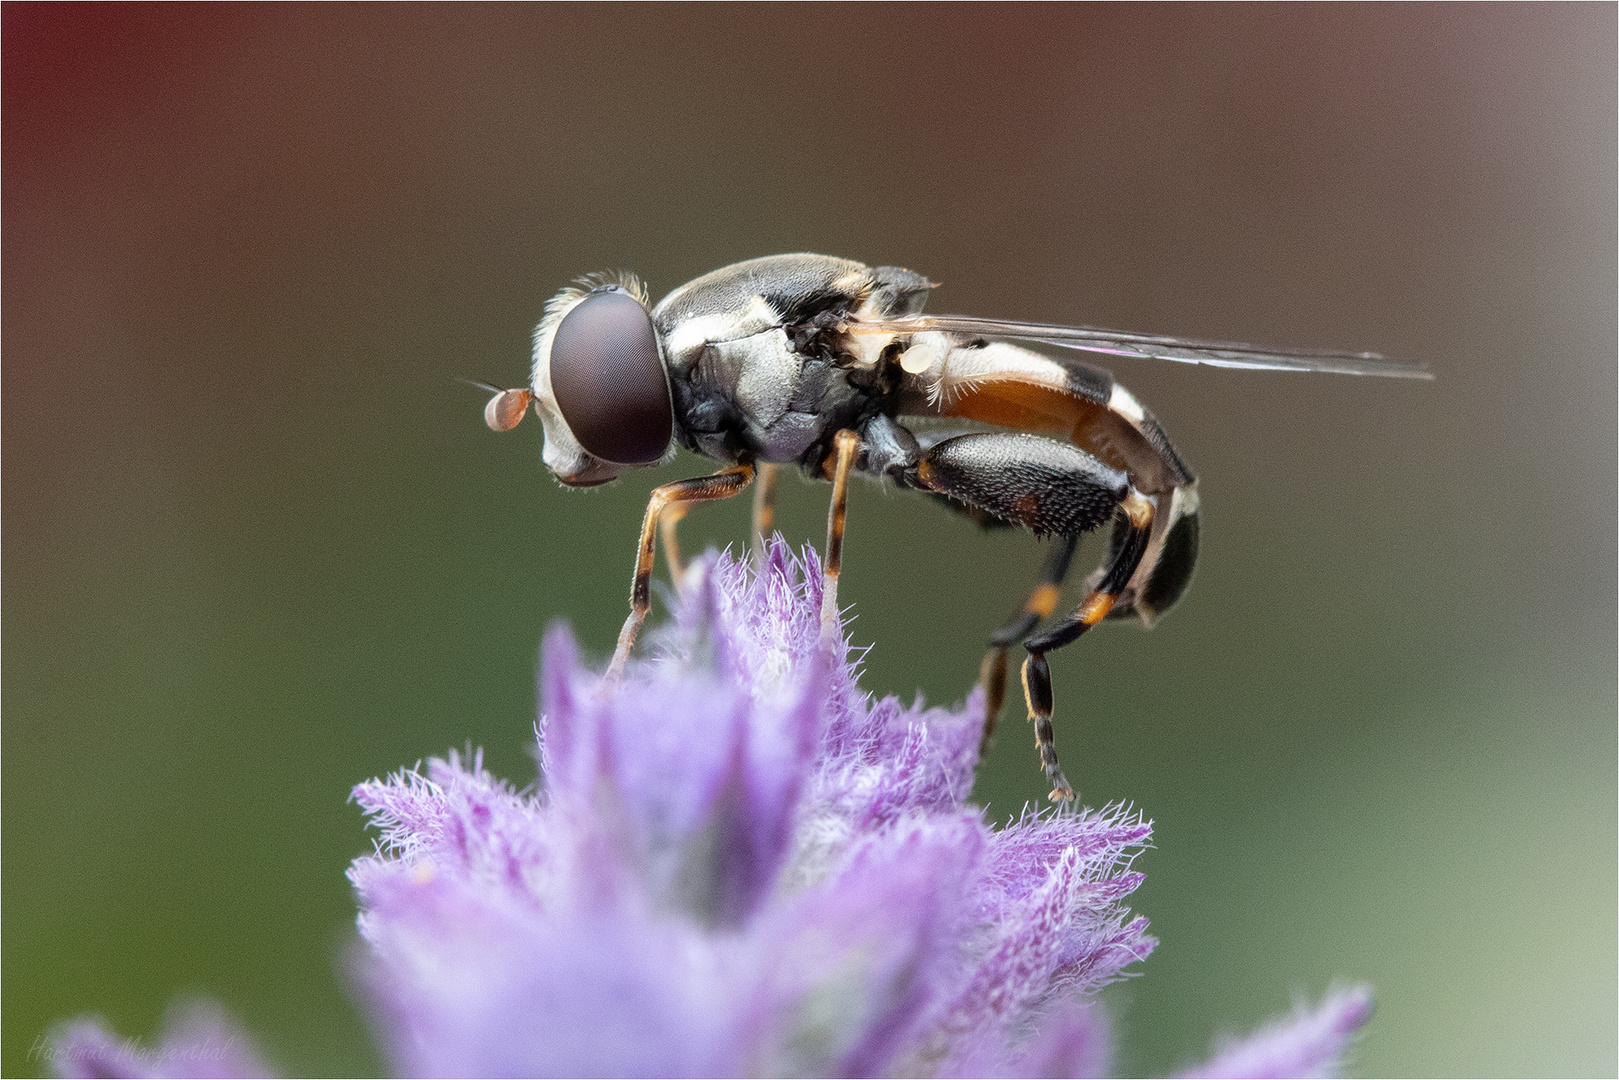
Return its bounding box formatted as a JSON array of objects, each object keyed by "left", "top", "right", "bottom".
[
  {"left": 957, "top": 996, "right": 1113, "bottom": 1080},
  {"left": 1180, "top": 985, "right": 1375, "bottom": 1079},
  {"left": 759, "top": 815, "right": 986, "bottom": 1077}
]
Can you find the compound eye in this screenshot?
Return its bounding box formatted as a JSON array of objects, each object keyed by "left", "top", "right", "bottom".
[{"left": 549, "top": 289, "right": 672, "bottom": 465}]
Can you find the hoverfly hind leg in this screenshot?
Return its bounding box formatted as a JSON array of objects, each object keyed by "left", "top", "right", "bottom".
[
  {"left": 913, "top": 432, "right": 1152, "bottom": 801},
  {"left": 1020, "top": 490, "right": 1155, "bottom": 800},
  {"left": 980, "top": 532, "right": 1080, "bottom": 750},
  {"left": 1019, "top": 650, "right": 1074, "bottom": 802}
]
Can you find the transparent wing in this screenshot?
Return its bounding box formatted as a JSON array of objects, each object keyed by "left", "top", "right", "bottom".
[{"left": 839, "top": 313, "right": 1432, "bottom": 379}]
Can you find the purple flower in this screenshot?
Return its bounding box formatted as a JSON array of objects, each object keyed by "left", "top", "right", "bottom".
[
  {"left": 49, "top": 541, "right": 1373, "bottom": 1078},
  {"left": 1180, "top": 986, "right": 1376, "bottom": 1080},
  {"left": 44, "top": 999, "right": 272, "bottom": 1079},
  {"left": 348, "top": 542, "right": 1155, "bottom": 1077},
  {"left": 344, "top": 541, "right": 1370, "bottom": 1078}
]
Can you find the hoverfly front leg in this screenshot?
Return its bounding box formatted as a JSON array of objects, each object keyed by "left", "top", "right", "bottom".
[
  {"left": 752, "top": 462, "right": 780, "bottom": 549},
  {"left": 606, "top": 462, "right": 756, "bottom": 680},
  {"left": 980, "top": 533, "right": 1080, "bottom": 749},
  {"left": 661, "top": 461, "right": 778, "bottom": 587},
  {"left": 820, "top": 430, "right": 862, "bottom": 637},
  {"left": 658, "top": 504, "right": 689, "bottom": 588}
]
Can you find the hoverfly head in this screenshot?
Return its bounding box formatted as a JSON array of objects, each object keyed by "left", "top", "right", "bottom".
[{"left": 525, "top": 273, "right": 673, "bottom": 486}]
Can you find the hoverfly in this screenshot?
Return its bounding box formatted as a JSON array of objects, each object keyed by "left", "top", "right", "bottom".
[{"left": 482, "top": 254, "right": 1429, "bottom": 800}]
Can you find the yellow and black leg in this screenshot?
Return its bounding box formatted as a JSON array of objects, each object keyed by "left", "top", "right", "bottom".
[
  {"left": 912, "top": 431, "right": 1153, "bottom": 800},
  {"left": 752, "top": 462, "right": 780, "bottom": 550},
  {"left": 979, "top": 532, "right": 1080, "bottom": 749},
  {"left": 1020, "top": 490, "right": 1154, "bottom": 799},
  {"left": 658, "top": 503, "right": 689, "bottom": 587},
  {"left": 664, "top": 460, "right": 781, "bottom": 584},
  {"left": 606, "top": 462, "right": 756, "bottom": 680},
  {"left": 820, "top": 430, "right": 862, "bottom": 635}
]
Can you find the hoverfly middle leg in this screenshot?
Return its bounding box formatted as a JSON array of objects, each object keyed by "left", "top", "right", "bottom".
[
  {"left": 979, "top": 533, "right": 1081, "bottom": 750},
  {"left": 820, "top": 430, "right": 863, "bottom": 637},
  {"left": 751, "top": 462, "right": 780, "bottom": 551},
  {"left": 606, "top": 462, "right": 756, "bottom": 681}
]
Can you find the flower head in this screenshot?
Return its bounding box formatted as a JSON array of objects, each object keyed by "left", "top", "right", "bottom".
[
  {"left": 349, "top": 542, "right": 1156, "bottom": 1077},
  {"left": 48, "top": 541, "right": 1373, "bottom": 1079}
]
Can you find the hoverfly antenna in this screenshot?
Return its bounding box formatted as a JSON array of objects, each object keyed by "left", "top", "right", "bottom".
[
  {"left": 458, "top": 377, "right": 535, "bottom": 431},
  {"left": 484, "top": 387, "right": 535, "bottom": 432}
]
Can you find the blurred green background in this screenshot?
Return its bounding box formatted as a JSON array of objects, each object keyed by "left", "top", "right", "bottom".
[{"left": 4, "top": 5, "right": 1614, "bottom": 1077}]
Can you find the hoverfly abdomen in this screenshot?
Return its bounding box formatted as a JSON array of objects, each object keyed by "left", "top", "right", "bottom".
[{"left": 1138, "top": 499, "right": 1200, "bottom": 617}]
